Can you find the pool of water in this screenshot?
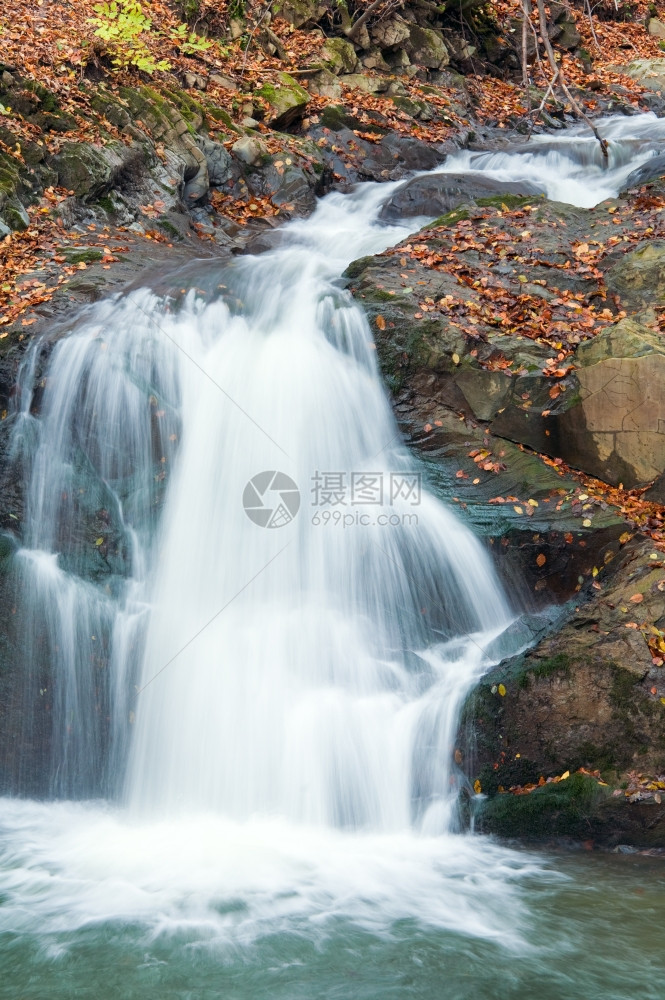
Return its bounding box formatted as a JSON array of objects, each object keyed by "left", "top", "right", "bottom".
[{"left": 1, "top": 800, "right": 663, "bottom": 1000}]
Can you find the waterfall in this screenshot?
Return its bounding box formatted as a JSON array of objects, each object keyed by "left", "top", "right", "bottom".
[
  {"left": 1, "top": 112, "right": 664, "bottom": 962},
  {"left": 5, "top": 177, "right": 513, "bottom": 832},
  {"left": 6, "top": 111, "right": 665, "bottom": 821}
]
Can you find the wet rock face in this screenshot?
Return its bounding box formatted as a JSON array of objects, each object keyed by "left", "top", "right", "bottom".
[
  {"left": 560, "top": 319, "right": 665, "bottom": 488},
  {"left": 462, "top": 537, "right": 665, "bottom": 846},
  {"left": 379, "top": 173, "right": 544, "bottom": 221}
]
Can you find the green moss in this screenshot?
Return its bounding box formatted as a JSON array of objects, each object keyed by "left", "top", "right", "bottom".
[
  {"left": 343, "top": 255, "right": 375, "bottom": 282},
  {"left": 202, "top": 102, "right": 239, "bottom": 133},
  {"left": 476, "top": 194, "right": 538, "bottom": 210},
  {"left": 428, "top": 208, "right": 470, "bottom": 227},
  {"left": 2, "top": 199, "right": 28, "bottom": 231},
  {"left": 164, "top": 88, "right": 206, "bottom": 131},
  {"left": 609, "top": 663, "right": 639, "bottom": 711},
  {"left": 24, "top": 80, "right": 59, "bottom": 112},
  {"left": 157, "top": 218, "right": 183, "bottom": 240},
  {"left": 61, "top": 247, "right": 104, "bottom": 265},
  {"left": 320, "top": 104, "right": 361, "bottom": 132},
  {"left": 96, "top": 194, "right": 116, "bottom": 215},
  {"left": 478, "top": 772, "right": 609, "bottom": 839},
  {"left": 517, "top": 653, "right": 570, "bottom": 690}
]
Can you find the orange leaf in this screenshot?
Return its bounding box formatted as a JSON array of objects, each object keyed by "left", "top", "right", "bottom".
[
  {"left": 536, "top": 553, "right": 546, "bottom": 567},
  {"left": 375, "top": 315, "right": 386, "bottom": 331},
  {"left": 629, "top": 593, "right": 644, "bottom": 603}
]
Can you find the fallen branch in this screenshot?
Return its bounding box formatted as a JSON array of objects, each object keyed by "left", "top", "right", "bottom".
[{"left": 534, "top": 0, "right": 608, "bottom": 158}]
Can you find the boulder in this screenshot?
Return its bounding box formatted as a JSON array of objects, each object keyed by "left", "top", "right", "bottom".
[
  {"left": 405, "top": 26, "right": 450, "bottom": 71},
  {"left": 648, "top": 18, "right": 665, "bottom": 40},
  {"left": 196, "top": 136, "right": 233, "bottom": 187},
  {"left": 379, "top": 173, "right": 544, "bottom": 221},
  {"left": 321, "top": 37, "right": 359, "bottom": 75},
  {"left": 50, "top": 141, "right": 143, "bottom": 201},
  {"left": 309, "top": 69, "right": 342, "bottom": 100},
  {"left": 231, "top": 136, "right": 268, "bottom": 167},
  {"left": 338, "top": 73, "right": 387, "bottom": 94},
  {"left": 117, "top": 85, "right": 211, "bottom": 204},
  {"left": 492, "top": 315, "right": 665, "bottom": 489},
  {"left": 605, "top": 239, "right": 665, "bottom": 311},
  {"left": 624, "top": 153, "right": 665, "bottom": 189},
  {"left": 463, "top": 536, "right": 665, "bottom": 846},
  {"left": 279, "top": 0, "right": 327, "bottom": 27},
  {"left": 619, "top": 58, "right": 665, "bottom": 92},
  {"left": 362, "top": 48, "right": 392, "bottom": 72},
  {"left": 254, "top": 73, "right": 310, "bottom": 130},
  {"left": 369, "top": 16, "right": 411, "bottom": 49}
]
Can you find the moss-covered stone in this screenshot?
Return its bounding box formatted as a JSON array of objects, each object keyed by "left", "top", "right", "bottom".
[
  {"left": 321, "top": 38, "right": 359, "bottom": 76},
  {"left": 60, "top": 247, "right": 105, "bottom": 265},
  {"left": 254, "top": 73, "right": 309, "bottom": 129},
  {"left": 477, "top": 773, "right": 611, "bottom": 839}
]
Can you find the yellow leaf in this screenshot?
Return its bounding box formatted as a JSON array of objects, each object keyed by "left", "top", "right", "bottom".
[
  {"left": 583, "top": 518, "right": 592, "bottom": 527},
  {"left": 560, "top": 770, "right": 570, "bottom": 780},
  {"left": 473, "top": 779, "right": 482, "bottom": 794},
  {"left": 592, "top": 567, "right": 598, "bottom": 577},
  {"left": 452, "top": 353, "right": 460, "bottom": 365},
  {"left": 498, "top": 683, "right": 506, "bottom": 697},
  {"left": 95, "top": 537, "right": 104, "bottom": 546},
  {"left": 513, "top": 505, "right": 523, "bottom": 515},
  {"left": 619, "top": 532, "right": 632, "bottom": 545}
]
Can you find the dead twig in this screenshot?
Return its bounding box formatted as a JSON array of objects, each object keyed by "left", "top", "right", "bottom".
[{"left": 534, "top": 0, "right": 608, "bottom": 158}]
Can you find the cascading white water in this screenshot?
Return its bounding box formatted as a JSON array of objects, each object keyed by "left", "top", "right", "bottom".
[
  {"left": 434, "top": 112, "right": 665, "bottom": 207},
  {"left": 2, "top": 114, "right": 665, "bottom": 959},
  {"left": 124, "top": 184, "right": 513, "bottom": 829}
]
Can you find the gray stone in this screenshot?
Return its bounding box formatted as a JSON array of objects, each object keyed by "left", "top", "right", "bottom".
[
  {"left": 338, "top": 73, "right": 388, "bottom": 94},
  {"left": 648, "top": 18, "right": 665, "bottom": 39},
  {"left": 209, "top": 74, "right": 237, "bottom": 91},
  {"left": 321, "top": 37, "right": 359, "bottom": 75},
  {"left": 184, "top": 72, "right": 207, "bottom": 90},
  {"left": 624, "top": 153, "right": 665, "bottom": 189},
  {"left": 405, "top": 26, "right": 449, "bottom": 70},
  {"left": 309, "top": 69, "right": 342, "bottom": 100},
  {"left": 196, "top": 136, "right": 233, "bottom": 187},
  {"left": 619, "top": 58, "right": 665, "bottom": 92},
  {"left": 231, "top": 136, "right": 267, "bottom": 167},
  {"left": 279, "top": 0, "right": 327, "bottom": 27},
  {"left": 362, "top": 48, "right": 391, "bottom": 72},
  {"left": 369, "top": 16, "right": 410, "bottom": 49}
]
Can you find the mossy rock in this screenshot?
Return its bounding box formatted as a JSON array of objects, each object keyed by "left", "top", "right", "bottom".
[
  {"left": 321, "top": 38, "right": 359, "bottom": 76},
  {"left": 254, "top": 73, "right": 309, "bottom": 130},
  {"left": 477, "top": 773, "right": 611, "bottom": 840},
  {"left": 60, "top": 247, "right": 105, "bottom": 265},
  {"left": 50, "top": 142, "right": 115, "bottom": 200}
]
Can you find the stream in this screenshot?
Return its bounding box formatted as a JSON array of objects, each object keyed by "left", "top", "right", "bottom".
[{"left": 1, "top": 114, "right": 665, "bottom": 998}]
